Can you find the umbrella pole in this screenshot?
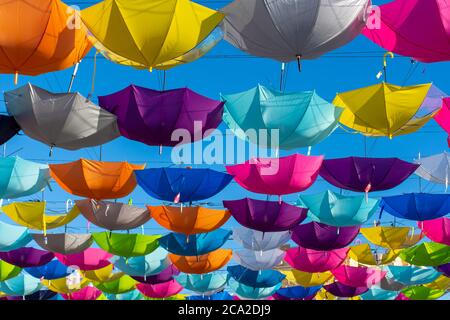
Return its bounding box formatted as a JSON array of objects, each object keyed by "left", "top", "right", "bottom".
[
  {"left": 279, "top": 63, "right": 285, "bottom": 92},
  {"left": 68, "top": 62, "right": 80, "bottom": 93}
]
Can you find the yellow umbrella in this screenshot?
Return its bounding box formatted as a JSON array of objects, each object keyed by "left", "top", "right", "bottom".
[
  {"left": 360, "top": 226, "right": 424, "bottom": 250},
  {"left": 348, "top": 244, "right": 400, "bottom": 265},
  {"left": 315, "top": 288, "right": 337, "bottom": 300},
  {"left": 425, "top": 275, "right": 450, "bottom": 291},
  {"left": 280, "top": 270, "right": 333, "bottom": 287},
  {"left": 42, "top": 276, "right": 89, "bottom": 294},
  {"left": 83, "top": 265, "right": 124, "bottom": 282},
  {"left": 80, "top": 0, "right": 224, "bottom": 70}
]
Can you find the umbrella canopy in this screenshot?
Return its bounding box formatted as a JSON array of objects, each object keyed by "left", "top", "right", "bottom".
[
  {"left": 425, "top": 274, "right": 450, "bottom": 290},
  {"left": 0, "top": 221, "right": 32, "bottom": 251},
  {"left": 324, "top": 282, "right": 368, "bottom": 298},
  {"left": 222, "top": 0, "right": 369, "bottom": 62},
  {"left": 94, "top": 275, "right": 137, "bottom": 294},
  {"left": 228, "top": 278, "right": 281, "bottom": 300},
  {"left": 136, "top": 168, "right": 232, "bottom": 203},
  {"left": 159, "top": 229, "right": 231, "bottom": 256},
  {"left": 131, "top": 265, "right": 180, "bottom": 285},
  {"left": 291, "top": 222, "right": 360, "bottom": 250},
  {"left": 0, "top": 156, "right": 50, "bottom": 199},
  {"left": 111, "top": 247, "right": 171, "bottom": 277},
  {"left": 224, "top": 198, "right": 307, "bottom": 232},
  {"left": 76, "top": 199, "right": 151, "bottom": 231},
  {"left": 385, "top": 266, "right": 442, "bottom": 286},
  {"left": 281, "top": 270, "right": 333, "bottom": 287},
  {"left": 285, "top": 247, "right": 349, "bottom": 273},
  {"left": 25, "top": 260, "right": 71, "bottom": 280},
  {"left": 187, "top": 292, "right": 233, "bottom": 301},
  {"left": 331, "top": 265, "right": 386, "bottom": 288},
  {"left": 437, "top": 263, "right": 450, "bottom": 278},
  {"left": 92, "top": 232, "right": 160, "bottom": 258},
  {"left": 234, "top": 249, "right": 285, "bottom": 271},
  {"left": 80, "top": 0, "right": 224, "bottom": 70},
  {"left": 221, "top": 85, "right": 342, "bottom": 149},
  {"left": 401, "top": 285, "right": 446, "bottom": 300},
  {"left": 0, "top": 260, "right": 21, "bottom": 281},
  {"left": 33, "top": 234, "right": 93, "bottom": 255},
  {"left": 105, "top": 290, "right": 143, "bottom": 301},
  {"left": 435, "top": 98, "right": 450, "bottom": 145},
  {"left": 226, "top": 154, "right": 323, "bottom": 196},
  {"left": 49, "top": 159, "right": 145, "bottom": 200},
  {"left": 361, "top": 226, "right": 423, "bottom": 250},
  {"left": 61, "top": 286, "right": 102, "bottom": 301},
  {"left": 6, "top": 290, "right": 57, "bottom": 301},
  {"left": 99, "top": 85, "right": 224, "bottom": 148},
  {"left": 0, "top": 115, "right": 20, "bottom": 145},
  {"left": 298, "top": 191, "right": 379, "bottom": 227},
  {"left": 275, "top": 286, "right": 322, "bottom": 300},
  {"left": 5, "top": 84, "right": 119, "bottom": 151},
  {"left": 0, "top": 273, "right": 43, "bottom": 296},
  {"left": 228, "top": 265, "right": 285, "bottom": 288},
  {"left": 348, "top": 244, "right": 400, "bottom": 266},
  {"left": 360, "top": 288, "right": 398, "bottom": 300},
  {"left": 0, "top": 0, "right": 91, "bottom": 76},
  {"left": 175, "top": 273, "right": 228, "bottom": 294},
  {"left": 0, "top": 247, "right": 54, "bottom": 268},
  {"left": 169, "top": 249, "right": 232, "bottom": 274},
  {"left": 82, "top": 265, "right": 123, "bottom": 283},
  {"left": 400, "top": 242, "right": 450, "bottom": 266},
  {"left": 232, "top": 227, "right": 291, "bottom": 252},
  {"left": 136, "top": 279, "right": 183, "bottom": 299},
  {"left": 41, "top": 275, "right": 89, "bottom": 294},
  {"left": 148, "top": 206, "right": 230, "bottom": 235},
  {"left": 320, "top": 157, "right": 419, "bottom": 192},
  {"left": 55, "top": 248, "right": 112, "bottom": 271},
  {"left": 380, "top": 193, "right": 450, "bottom": 221},
  {"left": 415, "top": 152, "right": 450, "bottom": 187}
]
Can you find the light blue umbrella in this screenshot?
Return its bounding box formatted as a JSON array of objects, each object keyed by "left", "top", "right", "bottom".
[
  {"left": 228, "top": 278, "right": 281, "bottom": 300},
  {"left": 105, "top": 290, "right": 144, "bottom": 300},
  {"left": 175, "top": 272, "right": 229, "bottom": 294},
  {"left": 0, "top": 272, "right": 43, "bottom": 296},
  {"left": 232, "top": 227, "right": 291, "bottom": 252},
  {"left": 385, "top": 266, "right": 442, "bottom": 286},
  {"left": 111, "top": 247, "right": 170, "bottom": 277},
  {"left": 187, "top": 291, "right": 233, "bottom": 300},
  {"left": 360, "top": 287, "right": 398, "bottom": 300},
  {"left": 0, "top": 221, "right": 32, "bottom": 251}
]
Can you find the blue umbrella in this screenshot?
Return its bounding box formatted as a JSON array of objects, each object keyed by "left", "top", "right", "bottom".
[
  {"left": 228, "top": 278, "right": 281, "bottom": 300},
  {"left": 0, "top": 221, "right": 32, "bottom": 251},
  {"left": 111, "top": 247, "right": 170, "bottom": 277},
  {"left": 175, "top": 272, "right": 229, "bottom": 294},
  {"left": 25, "top": 260, "right": 71, "bottom": 280},
  {"left": 0, "top": 272, "right": 42, "bottom": 296},
  {"left": 187, "top": 291, "right": 233, "bottom": 300},
  {"left": 360, "top": 288, "right": 398, "bottom": 300},
  {"left": 227, "top": 265, "right": 285, "bottom": 288},
  {"left": 275, "top": 285, "right": 322, "bottom": 299},
  {"left": 105, "top": 290, "right": 144, "bottom": 300},
  {"left": 385, "top": 266, "right": 442, "bottom": 286}
]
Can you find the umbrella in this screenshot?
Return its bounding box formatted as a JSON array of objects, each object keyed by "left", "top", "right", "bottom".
[
  {"left": 234, "top": 249, "right": 286, "bottom": 271},
  {"left": 385, "top": 266, "right": 442, "bottom": 286},
  {"left": 0, "top": 273, "right": 43, "bottom": 296},
  {"left": 319, "top": 157, "right": 419, "bottom": 192},
  {"left": 437, "top": 263, "right": 450, "bottom": 277},
  {"left": 227, "top": 265, "right": 285, "bottom": 289},
  {"left": 228, "top": 278, "right": 281, "bottom": 300},
  {"left": 148, "top": 206, "right": 230, "bottom": 235},
  {"left": 378, "top": 277, "right": 406, "bottom": 292},
  {"left": 169, "top": 249, "right": 232, "bottom": 274},
  {"left": 401, "top": 286, "right": 446, "bottom": 300},
  {"left": 331, "top": 265, "right": 386, "bottom": 288},
  {"left": 159, "top": 229, "right": 231, "bottom": 256},
  {"left": 6, "top": 290, "right": 57, "bottom": 301},
  {"left": 232, "top": 227, "right": 291, "bottom": 252},
  {"left": 360, "top": 288, "right": 398, "bottom": 300},
  {"left": 131, "top": 265, "right": 180, "bottom": 285},
  {"left": 94, "top": 275, "right": 137, "bottom": 294},
  {"left": 281, "top": 270, "right": 333, "bottom": 287},
  {"left": 55, "top": 248, "right": 112, "bottom": 271},
  {"left": 0, "top": 221, "right": 32, "bottom": 251},
  {"left": 380, "top": 193, "right": 450, "bottom": 221},
  {"left": 226, "top": 154, "right": 323, "bottom": 197},
  {"left": 323, "top": 282, "right": 368, "bottom": 298},
  {"left": 0, "top": 156, "right": 50, "bottom": 199},
  {"left": 76, "top": 199, "right": 151, "bottom": 230},
  {"left": 400, "top": 242, "right": 450, "bottom": 266},
  {"left": 80, "top": 0, "right": 224, "bottom": 70},
  {"left": 25, "top": 260, "right": 71, "bottom": 280},
  {"left": 187, "top": 292, "right": 233, "bottom": 301},
  {"left": 136, "top": 168, "right": 233, "bottom": 203},
  {"left": 33, "top": 234, "right": 93, "bottom": 255},
  {"left": 61, "top": 286, "right": 102, "bottom": 301},
  {"left": 105, "top": 290, "right": 143, "bottom": 301},
  {"left": 275, "top": 286, "right": 322, "bottom": 300},
  {"left": 361, "top": 226, "right": 423, "bottom": 250},
  {"left": 41, "top": 276, "right": 89, "bottom": 294},
  {"left": 285, "top": 247, "right": 349, "bottom": 273},
  {"left": 82, "top": 265, "right": 123, "bottom": 282},
  {"left": 49, "top": 159, "right": 145, "bottom": 200},
  {"left": 415, "top": 152, "right": 450, "bottom": 188},
  {"left": 395, "top": 293, "right": 411, "bottom": 301},
  {"left": 223, "top": 198, "right": 307, "bottom": 232},
  {"left": 291, "top": 222, "right": 360, "bottom": 250},
  {"left": 221, "top": 85, "right": 342, "bottom": 149},
  {"left": 92, "top": 232, "right": 160, "bottom": 258},
  {"left": 222, "top": 0, "right": 369, "bottom": 63},
  {"left": 435, "top": 98, "right": 450, "bottom": 146},
  {"left": 0, "top": 260, "right": 21, "bottom": 281},
  {"left": 348, "top": 244, "right": 400, "bottom": 266},
  {"left": 99, "top": 85, "right": 224, "bottom": 148},
  {"left": 425, "top": 275, "right": 450, "bottom": 290},
  {"left": 5, "top": 84, "right": 120, "bottom": 151},
  {"left": 0, "top": 0, "right": 91, "bottom": 77},
  {"left": 136, "top": 279, "right": 183, "bottom": 299},
  {"left": 111, "top": 247, "right": 171, "bottom": 277},
  {"left": 0, "top": 115, "right": 20, "bottom": 145},
  {"left": 0, "top": 247, "right": 54, "bottom": 268},
  {"left": 175, "top": 273, "right": 228, "bottom": 294}
]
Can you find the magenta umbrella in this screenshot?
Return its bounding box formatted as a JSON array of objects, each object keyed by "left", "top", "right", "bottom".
[
  {"left": 285, "top": 247, "right": 349, "bottom": 273},
  {"left": 223, "top": 198, "right": 307, "bottom": 232},
  {"left": 419, "top": 218, "right": 450, "bottom": 246},
  {"left": 435, "top": 98, "right": 450, "bottom": 147},
  {"left": 61, "top": 286, "right": 102, "bottom": 300},
  {"left": 54, "top": 248, "right": 112, "bottom": 271},
  {"left": 136, "top": 279, "right": 183, "bottom": 299},
  {"left": 291, "top": 222, "right": 360, "bottom": 251},
  {"left": 0, "top": 247, "right": 54, "bottom": 268},
  {"left": 324, "top": 282, "right": 368, "bottom": 298},
  {"left": 331, "top": 265, "right": 387, "bottom": 288},
  {"left": 98, "top": 85, "right": 224, "bottom": 148}
]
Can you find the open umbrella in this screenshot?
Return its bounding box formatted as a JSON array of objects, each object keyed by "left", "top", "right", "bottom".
[
  {"left": 92, "top": 233, "right": 160, "bottom": 258},
  {"left": 360, "top": 288, "right": 398, "bottom": 300},
  {"left": 25, "top": 260, "right": 71, "bottom": 280},
  {"left": 33, "top": 234, "right": 93, "bottom": 255},
  {"left": 94, "top": 275, "right": 137, "bottom": 294},
  {"left": 425, "top": 274, "right": 450, "bottom": 290},
  {"left": 435, "top": 98, "right": 450, "bottom": 146},
  {"left": 187, "top": 292, "right": 233, "bottom": 301},
  {"left": 385, "top": 266, "right": 442, "bottom": 286},
  {"left": 281, "top": 270, "right": 333, "bottom": 287},
  {"left": 331, "top": 265, "right": 386, "bottom": 288},
  {"left": 55, "top": 248, "right": 112, "bottom": 271},
  {"left": 136, "top": 279, "right": 183, "bottom": 299},
  {"left": 0, "top": 116, "right": 20, "bottom": 145},
  {"left": 400, "top": 242, "right": 450, "bottom": 266},
  {"left": 105, "top": 290, "right": 143, "bottom": 301},
  {"left": 6, "top": 290, "right": 57, "bottom": 301},
  {"left": 175, "top": 273, "right": 228, "bottom": 294},
  {"left": 348, "top": 244, "right": 400, "bottom": 266},
  {"left": 61, "top": 286, "right": 102, "bottom": 301},
  {"left": 234, "top": 249, "right": 285, "bottom": 271},
  {"left": 323, "top": 282, "right": 368, "bottom": 298},
  {"left": 275, "top": 286, "right": 322, "bottom": 300},
  {"left": 437, "top": 264, "right": 450, "bottom": 278},
  {"left": 401, "top": 285, "right": 446, "bottom": 300},
  {"left": 0, "top": 260, "right": 21, "bottom": 281},
  {"left": 0, "top": 273, "right": 43, "bottom": 296},
  {"left": 228, "top": 265, "right": 285, "bottom": 288},
  {"left": 112, "top": 248, "right": 171, "bottom": 277},
  {"left": 415, "top": 152, "right": 450, "bottom": 188},
  {"left": 228, "top": 278, "right": 281, "bottom": 300},
  {"left": 361, "top": 226, "right": 423, "bottom": 250},
  {"left": 41, "top": 275, "right": 89, "bottom": 294},
  {"left": 0, "top": 221, "right": 31, "bottom": 251},
  {"left": 285, "top": 247, "right": 349, "bottom": 273},
  {"left": 232, "top": 227, "right": 291, "bottom": 252},
  {"left": 0, "top": 247, "right": 54, "bottom": 268},
  {"left": 82, "top": 265, "right": 123, "bottom": 283},
  {"left": 131, "top": 265, "right": 180, "bottom": 285},
  {"left": 169, "top": 249, "right": 232, "bottom": 274}
]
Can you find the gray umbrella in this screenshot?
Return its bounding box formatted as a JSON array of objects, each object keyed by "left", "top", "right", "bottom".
[
  {"left": 5, "top": 83, "right": 120, "bottom": 151},
  {"left": 33, "top": 233, "right": 93, "bottom": 255},
  {"left": 222, "top": 0, "right": 370, "bottom": 63}
]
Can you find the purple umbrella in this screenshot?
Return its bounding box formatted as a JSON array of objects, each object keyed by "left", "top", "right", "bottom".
[
  {"left": 131, "top": 265, "right": 180, "bottom": 285},
  {"left": 324, "top": 282, "right": 369, "bottom": 298},
  {"left": 291, "top": 222, "right": 360, "bottom": 251},
  {"left": 0, "top": 247, "right": 54, "bottom": 268},
  {"left": 98, "top": 85, "right": 224, "bottom": 148},
  {"left": 320, "top": 157, "right": 419, "bottom": 193},
  {"left": 223, "top": 198, "right": 308, "bottom": 232},
  {"left": 272, "top": 293, "right": 315, "bottom": 301},
  {"left": 437, "top": 263, "right": 450, "bottom": 277}
]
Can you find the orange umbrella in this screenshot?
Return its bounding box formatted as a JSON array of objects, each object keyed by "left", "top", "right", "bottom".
[
  {"left": 49, "top": 159, "right": 145, "bottom": 200},
  {"left": 0, "top": 0, "right": 91, "bottom": 80},
  {"left": 147, "top": 206, "right": 231, "bottom": 235},
  {"left": 169, "top": 249, "right": 232, "bottom": 274}
]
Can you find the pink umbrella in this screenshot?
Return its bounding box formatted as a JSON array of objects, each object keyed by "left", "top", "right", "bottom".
[
  {"left": 285, "top": 246, "right": 349, "bottom": 273},
  {"left": 331, "top": 265, "right": 386, "bottom": 288},
  {"left": 418, "top": 218, "right": 450, "bottom": 246},
  {"left": 136, "top": 279, "right": 183, "bottom": 299},
  {"left": 395, "top": 293, "right": 411, "bottom": 301},
  {"left": 226, "top": 154, "right": 323, "bottom": 199},
  {"left": 435, "top": 98, "right": 450, "bottom": 147},
  {"left": 61, "top": 286, "right": 102, "bottom": 300},
  {"left": 54, "top": 248, "right": 112, "bottom": 271}
]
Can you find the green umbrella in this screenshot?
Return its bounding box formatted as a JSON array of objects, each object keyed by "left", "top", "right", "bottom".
[
  {"left": 94, "top": 275, "right": 138, "bottom": 294},
  {"left": 401, "top": 286, "right": 446, "bottom": 300},
  {"left": 400, "top": 242, "right": 450, "bottom": 266},
  {"left": 92, "top": 232, "right": 160, "bottom": 257}
]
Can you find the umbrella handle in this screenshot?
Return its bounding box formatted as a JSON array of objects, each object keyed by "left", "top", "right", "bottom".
[{"left": 382, "top": 52, "right": 394, "bottom": 82}]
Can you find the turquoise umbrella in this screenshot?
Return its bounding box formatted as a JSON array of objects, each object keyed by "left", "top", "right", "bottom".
[
  {"left": 228, "top": 278, "right": 280, "bottom": 300},
  {"left": 221, "top": 85, "right": 342, "bottom": 150},
  {"left": 0, "top": 221, "right": 32, "bottom": 251},
  {"left": 360, "top": 288, "right": 398, "bottom": 300},
  {"left": 105, "top": 290, "right": 144, "bottom": 300},
  {"left": 385, "top": 266, "right": 442, "bottom": 286},
  {"left": 111, "top": 247, "right": 170, "bottom": 277},
  {"left": 0, "top": 272, "right": 43, "bottom": 296},
  {"left": 175, "top": 272, "right": 229, "bottom": 294}
]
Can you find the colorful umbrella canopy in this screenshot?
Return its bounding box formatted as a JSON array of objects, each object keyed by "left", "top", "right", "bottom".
[
  {"left": 221, "top": 85, "right": 342, "bottom": 149},
  {"left": 360, "top": 288, "right": 398, "bottom": 300},
  {"left": 6, "top": 290, "right": 57, "bottom": 301},
  {"left": 0, "top": 260, "right": 21, "bottom": 281},
  {"left": 0, "top": 247, "right": 54, "bottom": 268},
  {"left": 415, "top": 152, "right": 450, "bottom": 187},
  {"left": 25, "top": 260, "right": 71, "bottom": 280},
  {"left": 0, "top": 273, "right": 43, "bottom": 296},
  {"left": 104, "top": 290, "right": 143, "bottom": 301},
  {"left": 175, "top": 273, "right": 228, "bottom": 294},
  {"left": 41, "top": 275, "right": 89, "bottom": 294},
  {"left": 234, "top": 249, "right": 285, "bottom": 271},
  {"left": 61, "top": 286, "right": 102, "bottom": 301},
  {"left": 159, "top": 229, "right": 231, "bottom": 257},
  {"left": 5, "top": 84, "right": 119, "bottom": 151},
  {"left": 385, "top": 266, "right": 442, "bottom": 286},
  {"left": 169, "top": 249, "right": 232, "bottom": 274},
  {"left": 82, "top": 265, "right": 123, "bottom": 283},
  {"left": 187, "top": 292, "right": 233, "bottom": 301},
  {"left": 0, "top": 156, "right": 50, "bottom": 199},
  {"left": 76, "top": 199, "right": 151, "bottom": 231},
  {"left": 33, "top": 233, "right": 93, "bottom": 255},
  {"left": 94, "top": 275, "right": 137, "bottom": 294},
  {"left": 380, "top": 193, "right": 450, "bottom": 221},
  {"left": 232, "top": 227, "right": 291, "bottom": 252},
  {"left": 437, "top": 263, "right": 450, "bottom": 278},
  {"left": 285, "top": 247, "right": 349, "bottom": 273},
  {"left": 378, "top": 276, "right": 407, "bottom": 292},
  {"left": 228, "top": 265, "right": 285, "bottom": 288},
  {"left": 425, "top": 275, "right": 450, "bottom": 290},
  {"left": 348, "top": 244, "right": 400, "bottom": 265},
  {"left": 281, "top": 270, "right": 333, "bottom": 287},
  {"left": 0, "top": 115, "right": 20, "bottom": 145},
  {"left": 275, "top": 286, "right": 322, "bottom": 300},
  {"left": 319, "top": 157, "right": 419, "bottom": 192},
  {"left": 435, "top": 98, "right": 450, "bottom": 146},
  {"left": 401, "top": 285, "right": 446, "bottom": 300},
  {"left": 331, "top": 265, "right": 386, "bottom": 288},
  {"left": 55, "top": 248, "right": 112, "bottom": 271},
  {"left": 323, "top": 282, "right": 368, "bottom": 298},
  {"left": 226, "top": 154, "right": 323, "bottom": 197},
  {"left": 80, "top": 0, "right": 224, "bottom": 70},
  {"left": 131, "top": 265, "right": 180, "bottom": 285},
  {"left": 228, "top": 278, "right": 281, "bottom": 300},
  {"left": 222, "top": 0, "right": 369, "bottom": 62},
  {"left": 111, "top": 248, "right": 171, "bottom": 277},
  {"left": 298, "top": 191, "right": 379, "bottom": 227},
  {"left": 400, "top": 242, "right": 450, "bottom": 266},
  {"left": 148, "top": 206, "right": 230, "bottom": 235},
  {"left": 0, "top": 0, "right": 91, "bottom": 76},
  {"left": 0, "top": 221, "right": 31, "bottom": 251},
  {"left": 99, "top": 85, "right": 224, "bottom": 148},
  {"left": 136, "top": 168, "right": 232, "bottom": 203},
  {"left": 361, "top": 226, "right": 423, "bottom": 250},
  {"left": 291, "top": 222, "right": 359, "bottom": 251},
  {"left": 419, "top": 218, "right": 450, "bottom": 245},
  {"left": 92, "top": 232, "right": 160, "bottom": 258},
  {"left": 136, "top": 279, "right": 183, "bottom": 299},
  {"left": 49, "top": 159, "right": 145, "bottom": 200}
]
